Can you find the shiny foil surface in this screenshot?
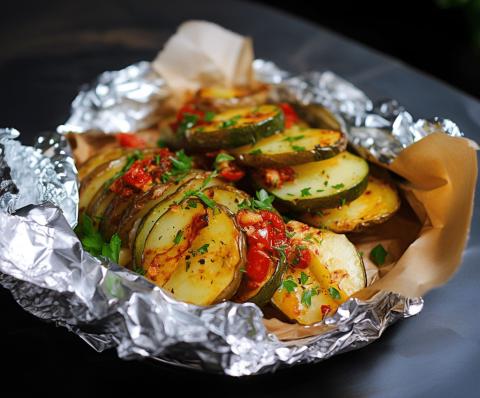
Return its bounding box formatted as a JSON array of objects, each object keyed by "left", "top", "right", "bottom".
[{"left": 1, "top": 58, "right": 465, "bottom": 376}]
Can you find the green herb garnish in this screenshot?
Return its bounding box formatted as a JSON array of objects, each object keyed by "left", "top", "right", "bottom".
[
  {"left": 249, "top": 148, "right": 263, "bottom": 155},
  {"left": 301, "top": 287, "right": 318, "bottom": 307},
  {"left": 214, "top": 152, "right": 235, "bottom": 165},
  {"left": 292, "top": 145, "right": 306, "bottom": 152},
  {"left": 133, "top": 266, "right": 146, "bottom": 276},
  {"left": 156, "top": 139, "right": 167, "bottom": 148},
  {"left": 283, "top": 135, "right": 304, "bottom": 142},
  {"left": 282, "top": 279, "right": 297, "bottom": 293},
  {"left": 300, "top": 271, "right": 309, "bottom": 285},
  {"left": 328, "top": 286, "right": 341, "bottom": 300},
  {"left": 173, "top": 230, "right": 183, "bottom": 245},
  {"left": 204, "top": 111, "right": 216, "bottom": 122},
  {"left": 332, "top": 183, "right": 345, "bottom": 190},
  {"left": 300, "top": 187, "right": 311, "bottom": 197},
  {"left": 370, "top": 244, "right": 388, "bottom": 266},
  {"left": 177, "top": 113, "right": 198, "bottom": 137},
  {"left": 221, "top": 115, "right": 241, "bottom": 128}
]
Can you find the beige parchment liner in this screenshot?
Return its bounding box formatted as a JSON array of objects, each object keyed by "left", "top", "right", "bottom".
[
  {"left": 150, "top": 21, "right": 479, "bottom": 340},
  {"left": 265, "top": 134, "right": 478, "bottom": 340}
]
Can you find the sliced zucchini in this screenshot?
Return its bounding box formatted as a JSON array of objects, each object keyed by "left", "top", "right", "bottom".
[
  {"left": 79, "top": 156, "right": 128, "bottom": 214},
  {"left": 186, "top": 105, "right": 284, "bottom": 149},
  {"left": 232, "top": 126, "right": 347, "bottom": 167},
  {"left": 85, "top": 189, "right": 116, "bottom": 229},
  {"left": 299, "top": 176, "right": 401, "bottom": 233},
  {"left": 271, "top": 221, "right": 366, "bottom": 325},
  {"left": 255, "top": 152, "right": 369, "bottom": 212},
  {"left": 234, "top": 255, "right": 288, "bottom": 306},
  {"left": 132, "top": 173, "right": 223, "bottom": 267},
  {"left": 194, "top": 85, "right": 269, "bottom": 111},
  {"left": 117, "top": 173, "right": 200, "bottom": 247},
  {"left": 144, "top": 200, "right": 245, "bottom": 305},
  {"left": 294, "top": 104, "right": 343, "bottom": 132},
  {"left": 78, "top": 147, "right": 130, "bottom": 181}
]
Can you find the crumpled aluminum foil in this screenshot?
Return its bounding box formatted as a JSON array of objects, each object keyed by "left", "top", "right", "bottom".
[{"left": 1, "top": 57, "right": 465, "bottom": 376}]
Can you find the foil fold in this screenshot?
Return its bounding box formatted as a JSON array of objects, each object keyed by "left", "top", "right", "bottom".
[{"left": 1, "top": 58, "right": 461, "bottom": 376}]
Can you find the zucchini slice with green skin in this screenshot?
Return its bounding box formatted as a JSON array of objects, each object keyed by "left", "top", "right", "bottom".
[
  {"left": 271, "top": 221, "right": 366, "bottom": 325},
  {"left": 85, "top": 189, "right": 116, "bottom": 229},
  {"left": 299, "top": 176, "right": 401, "bottom": 233},
  {"left": 186, "top": 105, "right": 284, "bottom": 149},
  {"left": 234, "top": 255, "right": 288, "bottom": 306},
  {"left": 78, "top": 147, "right": 131, "bottom": 181},
  {"left": 79, "top": 156, "right": 128, "bottom": 214},
  {"left": 294, "top": 104, "right": 343, "bottom": 132},
  {"left": 255, "top": 152, "right": 369, "bottom": 212},
  {"left": 143, "top": 200, "right": 245, "bottom": 305},
  {"left": 117, "top": 172, "right": 201, "bottom": 247},
  {"left": 132, "top": 173, "right": 223, "bottom": 268},
  {"left": 232, "top": 126, "right": 347, "bottom": 167}
]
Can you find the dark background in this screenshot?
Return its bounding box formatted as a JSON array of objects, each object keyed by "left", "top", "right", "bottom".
[{"left": 0, "top": 0, "right": 479, "bottom": 396}]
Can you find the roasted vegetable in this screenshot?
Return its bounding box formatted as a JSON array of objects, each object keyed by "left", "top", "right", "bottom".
[
  {"left": 299, "top": 176, "right": 401, "bottom": 233},
  {"left": 186, "top": 105, "right": 284, "bottom": 149},
  {"left": 78, "top": 147, "right": 131, "bottom": 180},
  {"left": 117, "top": 173, "right": 201, "bottom": 247},
  {"left": 255, "top": 152, "right": 369, "bottom": 212},
  {"left": 79, "top": 156, "right": 130, "bottom": 214},
  {"left": 232, "top": 126, "right": 347, "bottom": 167},
  {"left": 194, "top": 85, "right": 269, "bottom": 111},
  {"left": 294, "top": 103, "right": 343, "bottom": 132},
  {"left": 233, "top": 209, "right": 289, "bottom": 306},
  {"left": 133, "top": 172, "right": 223, "bottom": 267},
  {"left": 271, "top": 221, "right": 366, "bottom": 325},
  {"left": 142, "top": 199, "right": 245, "bottom": 305},
  {"left": 201, "top": 185, "right": 250, "bottom": 214}
]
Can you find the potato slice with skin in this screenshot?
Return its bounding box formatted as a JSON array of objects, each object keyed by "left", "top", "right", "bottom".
[
  {"left": 201, "top": 185, "right": 250, "bottom": 214},
  {"left": 143, "top": 200, "right": 209, "bottom": 286},
  {"left": 143, "top": 200, "right": 245, "bottom": 305},
  {"left": 271, "top": 221, "right": 366, "bottom": 325},
  {"left": 133, "top": 173, "right": 223, "bottom": 267},
  {"left": 232, "top": 126, "right": 347, "bottom": 168},
  {"left": 299, "top": 176, "right": 401, "bottom": 233},
  {"left": 162, "top": 204, "right": 245, "bottom": 305},
  {"left": 86, "top": 189, "right": 116, "bottom": 229}
]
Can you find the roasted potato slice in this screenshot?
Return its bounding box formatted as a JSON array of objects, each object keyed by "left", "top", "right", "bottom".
[
  {"left": 271, "top": 221, "right": 366, "bottom": 325},
  {"left": 194, "top": 84, "right": 269, "bottom": 112},
  {"left": 78, "top": 147, "right": 131, "bottom": 181},
  {"left": 299, "top": 176, "right": 401, "bottom": 233},
  {"left": 144, "top": 200, "right": 245, "bottom": 305}
]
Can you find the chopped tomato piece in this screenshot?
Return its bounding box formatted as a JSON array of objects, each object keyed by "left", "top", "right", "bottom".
[{"left": 115, "top": 133, "right": 146, "bottom": 148}]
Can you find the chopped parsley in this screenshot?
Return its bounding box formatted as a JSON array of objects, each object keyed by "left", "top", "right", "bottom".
[
  {"left": 214, "top": 152, "right": 235, "bottom": 165},
  {"left": 182, "top": 171, "right": 218, "bottom": 209},
  {"left": 193, "top": 243, "right": 209, "bottom": 255},
  {"left": 238, "top": 189, "right": 275, "bottom": 211},
  {"left": 286, "top": 230, "right": 295, "bottom": 239},
  {"left": 173, "top": 230, "right": 183, "bottom": 245},
  {"left": 339, "top": 198, "right": 347, "bottom": 207},
  {"left": 283, "top": 135, "right": 304, "bottom": 143},
  {"left": 282, "top": 278, "right": 297, "bottom": 293},
  {"left": 292, "top": 145, "right": 306, "bottom": 152},
  {"left": 177, "top": 113, "right": 199, "bottom": 137},
  {"left": 301, "top": 287, "right": 318, "bottom": 307},
  {"left": 204, "top": 111, "right": 216, "bottom": 122},
  {"left": 370, "top": 244, "right": 388, "bottom": 266},
  {"left": 162, "top": 149, "right": 193, "bottom": 183},
  {"left": 75, "top": 214, "right": 121, "bottom": 263},
  {"left": 300, "top": 271, "right": 309, "bottom": 285},
  {"left": 221, "top": 115, "right": 241, "bottom": 128},
  {"left": 332, "top": 183, "right": 345, "bottom": 190},
  {"left": 249, "top": 148, "right": 263, "bottom": 155},
  {"left": 300, "top": 187, "right": 311, "bottom": 197},
  {"left": 328, "top": 286, "right": 341, "bottom": 300}
]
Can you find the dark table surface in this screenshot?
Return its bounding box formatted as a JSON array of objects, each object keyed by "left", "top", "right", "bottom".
[{"left": 1, "top": 0, "right": 479, "bottom": 396}]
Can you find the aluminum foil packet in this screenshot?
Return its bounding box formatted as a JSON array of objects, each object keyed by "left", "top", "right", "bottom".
[{"left": 0, "top": 58, "right": 463, "bottom": 376}]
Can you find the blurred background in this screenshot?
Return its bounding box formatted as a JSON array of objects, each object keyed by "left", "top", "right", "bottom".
[{"left": 256, "top": 0, "right": 480, "bottom": 99}]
